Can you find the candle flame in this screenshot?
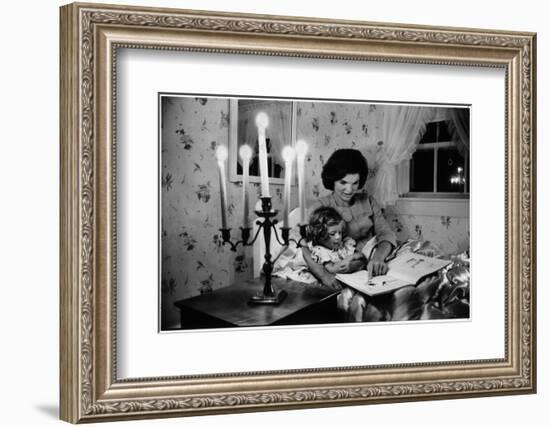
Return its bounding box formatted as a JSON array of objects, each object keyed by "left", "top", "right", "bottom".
[
  {"left": 215, "top": 145, "right": 228, "bottom": 162},
  {"left": 282, "top": 146, "right": 296, "bottom": 162},
  {"left": 239, "top": 144, "right": 253, "bottom": 161},
  {"left": 255, "top": 112, "right": 269, "bottom": 129}
]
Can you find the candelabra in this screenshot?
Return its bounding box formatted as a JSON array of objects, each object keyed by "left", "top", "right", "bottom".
[{"left": 220, "top": 197, "right": 307, "bottom": 305}]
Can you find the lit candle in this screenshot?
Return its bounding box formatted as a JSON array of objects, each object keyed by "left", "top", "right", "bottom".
[
  {"left": 281, "top": 146, "right": 296, "bottom": 228},
  {"left": 295, "top": 140, "right": 308, "bottom": 225},
  {"left": 255, "top": 112, "right": 270, "bottom": 197},
  {"left": 215, "top": 145, "right": 229, "bottom": 229},
  {"left": 239, "top": 144, "right": 253, "bottom": 228}
]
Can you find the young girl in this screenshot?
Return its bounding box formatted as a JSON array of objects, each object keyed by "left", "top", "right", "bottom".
[
  {"left": 273, "top": 206, "right": 363, "bottom": 284},
  {"left": 306, "top": 206, "right": 372, "bottom": 320},
  {"left": 273, "top": 206, "right": 367, "bottom": 318},
  {"left": 306, "top": 206, "right": 364, "bottom": 274}
]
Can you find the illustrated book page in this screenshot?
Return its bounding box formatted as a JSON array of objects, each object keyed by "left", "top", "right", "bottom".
[{"left": 336, "top": 253, "right": 451, "bottom": 296}]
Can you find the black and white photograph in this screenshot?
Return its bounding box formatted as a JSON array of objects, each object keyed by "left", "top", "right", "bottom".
[{"left": 160, "top": 95, "right": 471, "bottom": 331}]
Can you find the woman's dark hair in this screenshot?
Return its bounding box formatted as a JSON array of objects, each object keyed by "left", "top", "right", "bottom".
[
  {"left": 321, "top": 148, "right": 369, "bottom": 190},
  {"left": 307, "top": 206, "right": 344, "bottom": 246}
]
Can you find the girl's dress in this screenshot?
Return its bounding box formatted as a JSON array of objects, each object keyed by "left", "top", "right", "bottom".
[
  {"left": 273, "top": 237, "right": 356, "bottom": 285},
  {"left": 310, "top": 236, "right": 356, "bottom": 266}
]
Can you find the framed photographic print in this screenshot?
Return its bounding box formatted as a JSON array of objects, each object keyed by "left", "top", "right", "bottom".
[{"left": 60, "top": 2, "right": 536, "bottom": 423}]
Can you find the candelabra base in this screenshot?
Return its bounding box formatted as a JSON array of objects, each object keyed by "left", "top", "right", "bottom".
[{"left": 248, "top": 290, "right": 288, "bottom": 306}]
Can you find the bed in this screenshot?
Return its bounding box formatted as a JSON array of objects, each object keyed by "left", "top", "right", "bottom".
[{"left": 268, "top": 230, "right": 470, "bottom": 323}]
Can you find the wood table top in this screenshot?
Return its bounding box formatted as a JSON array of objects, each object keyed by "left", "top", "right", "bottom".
[{"left": 174, "top": 277, "right": 338, "bottom": 327}]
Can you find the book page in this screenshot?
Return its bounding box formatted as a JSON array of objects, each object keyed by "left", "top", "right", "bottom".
[
  {"left": 387, "top": 253, "right": 450, "bottom": 283},
  {"left": 335, "top": 271, "right": 412, "bottom": 296},
  {"left": 336, "top": 253, "right": 450, "bottom": 296},
  {"left": 335, "top": 270, "right": 371, "bottom": 293},
  {"left": 364, "top": 275, "right": 410, "bottom": 296}
]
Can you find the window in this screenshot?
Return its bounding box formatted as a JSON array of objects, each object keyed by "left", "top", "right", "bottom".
[{"left": 407, "top": 120, "right": 468, "bottom": 197}]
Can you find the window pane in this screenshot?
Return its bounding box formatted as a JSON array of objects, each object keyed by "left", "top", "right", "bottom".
[
  {"left": 418, "top": 120, "right": 452, "bottom": 144},
  {"left": 418, "top": 122, "right": 438, "bottom": 144},
  {"left": 410, "top": 149, "right": 434, "bottom": 192},
  {"left": 437, "top": 120, "right": 453, "bottom": 141},
  {"left": 437, "top": 147, "right": 466, "bottom": 192}
]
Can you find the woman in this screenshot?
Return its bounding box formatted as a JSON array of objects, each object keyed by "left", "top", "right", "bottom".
[{"left": 304, "top": 149, "right": 397, "bottom": 289}]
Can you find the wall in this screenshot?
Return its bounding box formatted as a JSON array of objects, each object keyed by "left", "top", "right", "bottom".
[
  {"left": 385, "top": 201, "right": 470, "bottom": 256},
  {"left": 160, "top": 97, "right": 246, "bottom": 328},
  {"left": 295, "top": 100, "right": 382, "bottom": 197},
  {"left": 2, "top": 1, "right": 546, "bottom": 427}
]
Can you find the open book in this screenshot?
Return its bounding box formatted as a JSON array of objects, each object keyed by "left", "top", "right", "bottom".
[{"left": 335, "top": 252, "right": 451, "bottom": 296}]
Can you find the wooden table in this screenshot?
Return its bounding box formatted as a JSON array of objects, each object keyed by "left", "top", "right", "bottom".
[{"left": 174, "top": 277, "right": 341, "bottom": 329}]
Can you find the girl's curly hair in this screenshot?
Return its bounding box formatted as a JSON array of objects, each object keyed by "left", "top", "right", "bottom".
[{"left": 307, "top": 206, "right": 344, "bottom": 246}]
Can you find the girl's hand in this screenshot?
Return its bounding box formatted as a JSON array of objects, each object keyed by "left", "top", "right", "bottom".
[
  {"left": 333, "top": 255, "right": 364, "bottom": 274},
  {"left": 320, "top": 272, "right": 342, "bottom": 290},
  {"left": 352, "top": 252, "right": 366, "bottom": 261},
  {"left": 344, "top": 253, "right": 366, "bottom": 273}
]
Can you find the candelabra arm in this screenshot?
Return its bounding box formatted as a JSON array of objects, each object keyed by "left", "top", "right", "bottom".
[
  {"left": 220, "top": 227, "right": 254, "bottom": 251},
  {"left": 244, "top": 221, "right": 264, "bottom": 246},
  {"left": 271, "top": 224, "right": 289, "bottom": 247},
  {"left": 272, "top": 223, "right": 308, "bottom": 248},
  {"left": 219, "top": 197, "right": 291, "bottom": 305}
]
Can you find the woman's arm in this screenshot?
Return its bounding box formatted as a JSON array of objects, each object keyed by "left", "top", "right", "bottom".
[
  {"left": 370, "top": 196, "right": 397, "bottom": 249},
  {"left": 301, "top": 246, "right": 342, "bottom": 289},
  {"left": 368, "top": 240, "right": 393, "bottom": 276},
  {"left": 354, "top": 237, "right": 372, "bottom": 254},
  {"left": 361, "top": 196, "right": 397, "bottom": 276}
]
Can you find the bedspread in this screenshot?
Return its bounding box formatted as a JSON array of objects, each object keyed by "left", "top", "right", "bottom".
[{"left": 340, "top": 239, "right": 470, "bottom": 322}]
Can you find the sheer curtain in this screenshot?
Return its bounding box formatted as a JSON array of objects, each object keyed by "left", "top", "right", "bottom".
[
  {"left": 448, "top": 107, "right": 470, "bottom": 156},
  {"left": 373, "top": 105, "right": 434, "bottom": 207}
]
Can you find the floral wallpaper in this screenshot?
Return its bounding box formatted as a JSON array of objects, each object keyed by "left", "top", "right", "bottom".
[
  {"left": 161, "top": 97, "right": 250, "bottom": 329},
  {"left": 160, "top": 96, "right": 469, "bottom": 329},
  {"left": 295, "top": 101, "right": 383, "bottom": 206},
  {"left": 385, "top": 213, "right": 470, "bottom": 256}
]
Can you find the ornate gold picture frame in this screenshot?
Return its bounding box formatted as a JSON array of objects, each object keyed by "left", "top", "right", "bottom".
[{"left": 60, "top": 2, "right": 536, "bottom": 423}]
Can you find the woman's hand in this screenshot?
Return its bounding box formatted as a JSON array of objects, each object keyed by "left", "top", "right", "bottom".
[
  {"left": 367, "top": 254, "right": 388, "bottom": 277},
  {"left": 367, "top": 241, "right": 393, "bottom": 277}
]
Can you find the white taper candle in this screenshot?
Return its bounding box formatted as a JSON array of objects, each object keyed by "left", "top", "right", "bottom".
[
  {"left": 281, "top": 146, "right": 296, "bottom": 228},
  {"left": 255, "top": 112, "right": 270, "bottom": 197},
  {"left": 295, "top": 140, "right": 308, "bottom": 225},
  {"left": 239, "top": 144, "right": 253, "bottom": 228},
  {"left": 215, "top": 145, "right": 229, "bottom": 229}
]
